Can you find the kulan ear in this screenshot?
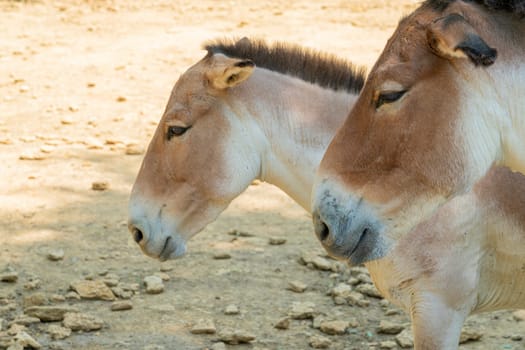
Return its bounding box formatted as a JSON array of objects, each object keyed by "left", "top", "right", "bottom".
[
  {"left": 206, "top": 54, "right": 255, "bottom": 90},
  {"left": 426, "top": 13, "right": 497, "bottom": 66}
]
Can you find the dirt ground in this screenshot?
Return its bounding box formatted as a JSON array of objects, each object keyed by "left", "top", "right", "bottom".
[{"left": 1, "top": 0, "right": 524, "bottom": 349}]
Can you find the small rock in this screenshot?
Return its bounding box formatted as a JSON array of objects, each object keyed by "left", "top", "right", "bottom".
[
  {"left": 65, "top": 291, "right": 81, "bottom": 300},
  {"left": 11, "top": 316, "right": 40, "bottom": 326},
  {"left": 380, "top": 340, "right": 397, "bottom": 349},
  {"left": 67, "top": 105, "right": 79, "bottom": 113},
  {"left": 159, "top": 265, "right": 174, "bottom": 272},
  {"left": 147, "top": 304, "right": 175, "bottom": 312},
  {"left": 356, "top": 272, "right": 373, "bottom": 284},
  {"left": 331, "top": 283, "right": 352, "bottom": 298},
  {"left": 13, "top": 331, "right": 41, "bottom": 349},
  {"left": 268, "top": 237, "right": 286, "bottom": 245},
  {"left": 20, "top": 136, "right": 37, "bottom": 143},
  {"left": 116, "top": 96, "right": 127, "bottom": 102},
  {"left": 377, "top": 320, "right": 404, "bottom": 335},
  {"left": 23, "top": 278, "right": 40, "bottom": 291},
  {"left": 46, "top": 249, "right": 64, "bottom": 261},
  {"left": 227, "top": 229, "right": 254, "bottom": 237},
  {"left": 379, "top": 299, "right": 390, "bottom": 308},
  {"left": 218, "top": 328, "right": 256, "bottom": 345},
  {"left": 46, "top": 324, "right": 71, "bottom": 340},
  {"left": 289, "top": 301, "right": 315, "bottom": 320},
  {"left": 459, "top": 328, "right": 482, "bottom": 343},
  {"left": 60, "top": 118, "right": 74, "bottom": 125},
  {"left": 8, "top": 323, "right": 25, "bottom": 336},
  {"left": 104, "top": 138, "right": 122, "bottom": 145},
  {"left": 154, "top": 272, "right": 170, "bottom": 282},
  {"left": 102, "top": 278, "right": 119, "bottom": 287},
  {"left": 385, "top": 308, "right": 401, "bottom": 316},
  {"left": 24, "top": 306, "right": 79, "bottom": 322},
  {"left": 143, "top": 275, "right": 164, "bottom": 294},
  {"left": 308, "top": 335, "right": 331, "bottom": 349},
  {"left": 347, "top": 291, "right": 369, "bottom": 307},
  {"left": 213, "top": 252, "right": 231, "bottom": 260},
  {"left": 118, "top": 282, "right": 140, "bottom": 292},
  {"left": 84, "top": 138, "right": 104, "bottom": 150},
  {"left": 351, "top": 266, "right": 369, "bottom": 275},
  {"left": 91, "top": 181, "right": 109, "bottom": 191},
  {"left": 19, "top": 152, "right": 46, "bottom": 161},
  {"left": 111, "top": 287, "right": 133, "bottom": 299},
  {"left": 395, "top": 329, "right": 414, "bottom": 348},
  {"left": 50, "top": 294, "right": 65, "bottom": 302},
  {"left": 274, "top": 317, "right": 290, "bottom": 330},
  {"left": 347, "top": 277, "right": 360, "bottom": 285},
  {"left": 513, "top": 310, "right": 525, "bottom": 321},
  {"left": 224, "top": 304, "right": 239, "bottom": 315},
  {"left": 287, "top": 281, "right": 307, "bottom": 293},
  {"left": 333, "top": 296, "right": 346, "bottom": 305},
  {"left": 70, "top": 280, "right": 115, "bottom": 300},
  {"left": 190, "top": 319, "right": 216, "bottom": 334},
  {"left": 142, "top": 346, "right": 165, "bottom": 350},
  {"left": 0, "top": 271, "right": 18, "bottom": 283},
  {"left": 39, "top": 145, "right": 55, "bottom": 154},
  {"left": 348, "top": 318, "right": 360, "bottom": 328},
  {"left": 311, "top": 256, "right": 334, "bottom": 271},
  {"left": 356, "top": 283, "right": 382, "bottom": 298},
  {"left": 511, "top": 334, "right": 523, "bottom": 341},
  {"left": 1, "top": 303, "right": 17, "bottom": 314},
  {"left": 110, "top": 300, "right": 133, "bottom": 311},
  {"left": 210, "top": 342, "right": 226, "bottom": 350},
  {"left": 319, "top": 320, "right": 348, "bottom": 335},
  {"left": 63, "top": 312, "right": 104, "bottom": 331},
  {"left": 23, "top": 293, "right": 48, "bottom": 308},
  {"left": 125, "top": 143, "right": 144, "bottom": 155},
  {"left": 314, "top": 317, "right": 328, "bottom": 331}
]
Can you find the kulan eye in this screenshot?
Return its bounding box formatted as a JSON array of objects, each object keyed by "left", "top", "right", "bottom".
[
  {"left": 167, "top": 125, "right": 191, "bottom": 140},
  {"left": 375, "top": 90, "right": 407, "bottom": 109}
]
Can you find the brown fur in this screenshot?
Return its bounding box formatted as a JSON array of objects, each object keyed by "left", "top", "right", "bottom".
[
  {"left": 204, "top": 37, "right": 367, "bottom": 94},
  {"left": 475, "top": 167, "right": 525, "bottom": 228}
]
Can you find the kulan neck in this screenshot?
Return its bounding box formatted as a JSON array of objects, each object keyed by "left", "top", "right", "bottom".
[{"left": 238, "top": 68, "right": 357, "bottom": 211}]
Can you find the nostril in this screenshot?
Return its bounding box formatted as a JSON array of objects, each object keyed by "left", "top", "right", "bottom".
[
  {"left": 132, "top": 227, "right": 143, "bottom": 244},
  {"left": 318, "top": 221, "right": 330, "bottom": 242}
]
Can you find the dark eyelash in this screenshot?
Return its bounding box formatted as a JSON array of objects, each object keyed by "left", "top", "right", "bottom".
[
  {"left": 167, "top": 125, "right": 190, "bottom": 140},
  {"left": 376, "top": 90, "right": 407, "bottom": 109}
]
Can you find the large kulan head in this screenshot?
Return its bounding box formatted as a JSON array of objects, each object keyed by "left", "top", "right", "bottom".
[
  {"left": 311, "top": 0, "right": 508, "bottom": 265},
  {"left": 128, "top": 50, "right": 258, "bottom": 261}
]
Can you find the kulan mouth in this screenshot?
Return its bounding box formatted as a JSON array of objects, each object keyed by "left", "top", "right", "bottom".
[
  {"left": 347, "top": 228, "right": 369, "bottom": 262},
  {"left": 158, "top": 236, "right": 173, "bottom": 262}
]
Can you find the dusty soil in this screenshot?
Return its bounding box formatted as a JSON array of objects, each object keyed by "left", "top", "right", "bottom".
[{"left": 0, "top": 0, "right": 524, "bottom": 349}]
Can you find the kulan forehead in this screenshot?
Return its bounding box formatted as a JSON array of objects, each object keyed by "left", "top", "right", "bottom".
[
  {"left": 390, "top": 14, "right": 430, "bottom": 61},
  {"left": 168, "top": 71, "right": 207, "bottom": 107},
  {"left": 370, "top": 14, "right": 436, "bottom": 83}
]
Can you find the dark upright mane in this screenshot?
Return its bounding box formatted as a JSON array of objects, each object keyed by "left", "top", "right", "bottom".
[
  {"left": 424, "top": 0, "right": 525, "bottom": 16},
  {"left": 204, "top": 38, "right": 366, "bottom": 94}
]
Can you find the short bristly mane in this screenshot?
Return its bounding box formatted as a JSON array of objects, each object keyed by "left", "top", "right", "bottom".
[
  {"left": 204, "top": 38, "right": 366, "bottom": 94},
  {"left": 424, "top": 0, "right": 525, "bottom": 16}
]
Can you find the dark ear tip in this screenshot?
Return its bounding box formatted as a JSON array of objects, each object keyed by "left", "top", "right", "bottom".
[
  {"left": 456, "top": 39, "right": 497, "bottom": 67},
  {"left": 235, "top": 59, "right": 255, "bottom": 68},
  {"left": 472, "top": 47, "right": 497, "bottom": 66},
  {"left": 483, "top": 48, "right": 497, "bottom": 66}
]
